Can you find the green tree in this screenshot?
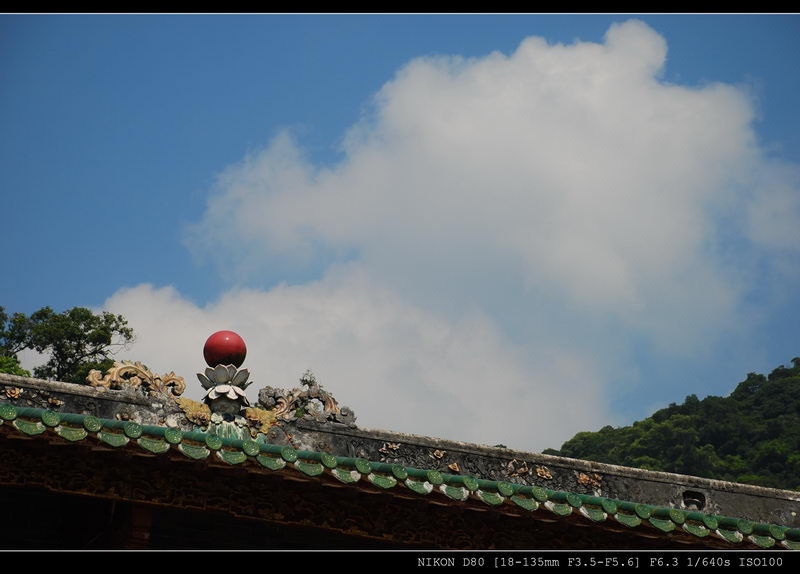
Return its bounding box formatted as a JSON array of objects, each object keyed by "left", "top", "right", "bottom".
[
  {"left": 546, "top": 358, "right": 800, "bottom": 491},
  {"left": 0, "top": 306, "right": 134, "bottom": 384},
  {"left": 0, "top": 306, "right": 32, "bottom": 358},
  {"left": 0, "top": 307, "right": 33, "bottom": 376},
  {"left": 0, "top": 355, "right": 31, "bottom": 377}
]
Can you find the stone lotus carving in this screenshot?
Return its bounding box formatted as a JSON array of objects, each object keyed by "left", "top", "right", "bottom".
[
  {"left": 197, "top": 364, "right": 253, "bottom": 416},
  {"left": 87, "top": 361, "right": 185, "bottom": 397}
]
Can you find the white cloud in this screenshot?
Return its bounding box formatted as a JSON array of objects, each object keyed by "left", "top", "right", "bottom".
[
  {"left": 184, "top": 20, "right": 791, "bottom": 352},
  {"left": 143, "top": 19, "right": 799, "bottom": 450},
  {"left": 104, "top": 271, "right": 611, "bottom": 451}
]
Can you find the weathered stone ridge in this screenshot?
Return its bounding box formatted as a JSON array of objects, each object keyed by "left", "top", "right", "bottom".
[{"left": 2, "top": 371, "right": 798, "bottom": 529}]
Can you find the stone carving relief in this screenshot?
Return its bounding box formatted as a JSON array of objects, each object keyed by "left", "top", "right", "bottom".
[
  {"left": 257, "top": 370, "right": 356, "bottom": 426},
  {"left": 87, "top": 361, "right": 185, "bottom": 398}
]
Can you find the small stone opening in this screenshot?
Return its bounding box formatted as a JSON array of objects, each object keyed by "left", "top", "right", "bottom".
[{"left": 682, "top": 490, "right": 706, "bottom": 511}]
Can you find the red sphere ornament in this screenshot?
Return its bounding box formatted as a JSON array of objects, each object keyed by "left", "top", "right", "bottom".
[{"left": 203, "top": 330, "right": 247, "bottom": 368}]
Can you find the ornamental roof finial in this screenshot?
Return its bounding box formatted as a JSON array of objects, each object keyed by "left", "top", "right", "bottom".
[{"left": 197, "top": 331, "right": 252, "bottom": 416}]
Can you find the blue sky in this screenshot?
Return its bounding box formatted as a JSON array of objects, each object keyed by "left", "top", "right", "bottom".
[{"left": 2, "top": 15, "right": 799, "bottom": 450}]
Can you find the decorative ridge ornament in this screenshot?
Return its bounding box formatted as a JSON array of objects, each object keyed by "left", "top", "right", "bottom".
[
  {"left": 197, "top": 364, "right": 253, "bottom": 415},
  {"left": 198, "top": 331, "right": 252, "bottom": 416},
  {"left": 190, "top": 331, "right": 354, "bottom": 432},
  {"left": 87, "top": 361, "right": 185, "bottom": 397},
  {"left": 257, "top": 370, "right": 356, "bottom": 426},
  {"left": 203, "top": 330, "right": 246, "bottom": 368}
]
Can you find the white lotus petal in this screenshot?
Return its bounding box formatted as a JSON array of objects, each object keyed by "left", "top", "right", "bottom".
[
  {"left": 211, "top": 365, "right": 230, "bottom": 384},
  {"left": 227, "top": 365, "right": 238, "bottom": 380},
  {"left": 197, "top": 373, "right": 213, "bottom": 390},
  {"left": 232, "top": 369, "right": 250, "bottom": 386}
]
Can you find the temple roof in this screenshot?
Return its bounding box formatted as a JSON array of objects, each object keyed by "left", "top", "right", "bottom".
[
  {"left": 1, "top": 396, "right": 798, "bottom": 550},
  {"left": 2, "top": 331, "right": 799, "bottom": 551}
]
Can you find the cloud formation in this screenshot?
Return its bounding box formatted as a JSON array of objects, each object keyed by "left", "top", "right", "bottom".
[
  {"left": 108, "top": 20, "right": 799, "bottom": 450},
  {"left": 104, "top": 273, "right": 610, "bottom": 450}
]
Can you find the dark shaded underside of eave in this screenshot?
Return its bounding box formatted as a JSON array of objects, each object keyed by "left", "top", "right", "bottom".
[{"left": 0, "top": 434, "right": 744, "bottom": 550}]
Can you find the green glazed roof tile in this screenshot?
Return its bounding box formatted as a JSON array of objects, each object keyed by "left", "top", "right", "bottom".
[
  {"left": 748, "top": 534, "right": 775, "bottom": 548},
  {"left": 752, "top": 523, "right": 785, "bottom": 540},
  {"left": 648, "top": 517, "right": 676, "bottom": 532},
  {"left": 496, "top": 481, "right": 514, "bottom": 497},
  {"left": 668, "top": 508, "right": 687, "bottom": 524},
  {"left": 332, "top": 468, "right": 360, "bottom": 484},
  {"left": 56, "top": 426, "right": 87, "bottom": 442},
  {"left": 279, "top": 446, "right": 297, "bottom": 463},
  {"left": 390, "top": 464, "right": 407, "bottom": 480},
  {"left": 13, "top": 419, "right": 45, "bottom": 436},
  {"left": 614, "top": 513, "right": 642, "bottom": 528},
  {"left": 368, "top": 473, "right": 397, "bottom": 490},
  {"left": 701, "top": 515, "right": 719, "bottom": 530},
  {"left": 532, "top": 486, "right": 549, "bottom": 502},
  {"left": 82, "top": 415, "right": 102, "bottom": 432},
  {"left": 714, "top": 529, "right": 743, "bottom": 544},
  {"left": 40, "top": 410, "right": 60, "bottom": 427},
  {"left": 477, "top": 490, "right": 504, "bottom": 506},
  {"left": 256, "top": 454, "right": 285, "bottom": 471},
  {"left": 736, "top": 519, "right": 754, "bottom": 535},
  {"left": 123, "top": 422, "right": 142, "bottom": 439},
  {"left": 511, "top": 495, "right": 539, "bottom": 512},
  {"left": 0, "top": 404, "right": 17, "bottom": 421},
  {"left": 99, "top": 431, "right": 128, "bottom": 448},
  {"left": 320, "top": 452, "right": 337, "bottom": 469},
  {"left": 405, "top": 479, "right": 433, "bottom": 495},
  {"left": 241, "top": 439, "right": 260, "bottom": 457},
  {"left": 579, "top": 507, "right": 607, "bottom": 522},
  {"left": 682, "top": 522, "right": 709, "bottom": 537},
  {"left": 205, "top": 434, "right": 223, "bottom": 450},
  {"left": 218, "top": 450, "right": 247, "bottom": 465},
  {"left": 163, "top": 428, "right": 183, "bottom": 445},
  {"left": 0, "top": 404, "right": 794, "bottom": 549},
  {"left": 442, "top": 485, "right": 468, "bottom": 501},
  {"left": 425, "top": 470, "right": 443, "bottom": 485},
  {"left": 178, "top": 443, "right": 210, "bottom": 460},
  {"left": 600, "top": 499, "right": 618, "bottom": 514},
  {"left": 686, "top": 511, "right": 718, "bottom": 530},
  {"left": 552, "top": 503, "right": 574, "bottom": 517},
  {"left": 138, "top": 437, "right": 170, "bottom": 454},
  {"left": 462, "top": 476, "right": 479, "bottom": 492},
  {"left": 566, "top": 492, "right": 582, "bottom": 508},
  {"left": 295, "top": 461, "right": 324, "bottom": 477},
  {"left": 545, "top": 501, "right": 573, "bottom": 517}
]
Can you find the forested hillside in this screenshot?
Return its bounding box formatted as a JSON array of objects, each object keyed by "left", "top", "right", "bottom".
[{"left": 543, "top": 358, "right": 800, "bottom": 491}]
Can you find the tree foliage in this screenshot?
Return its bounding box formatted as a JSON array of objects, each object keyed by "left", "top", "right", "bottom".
[
  {"left": 544, "top": 358, "right": 800, "bottom": 491},
  {"left": 0, "top": 306, "right": 134, "bottom": 384},
  {"left": 0, "top": 355, "right": 31, "bottom": 377},
  {"left": 0, "top": 307, "right": 31, "bottom": 358}
]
